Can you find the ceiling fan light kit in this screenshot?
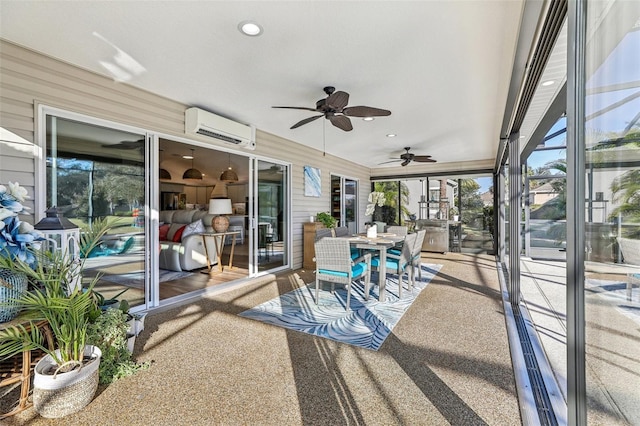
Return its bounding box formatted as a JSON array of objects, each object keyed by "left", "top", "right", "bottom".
[{"left": 273, "top": 86, "right": 391, "bottom": 132}]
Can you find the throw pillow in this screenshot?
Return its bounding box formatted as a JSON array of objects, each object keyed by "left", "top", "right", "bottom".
[
  {"left": 159, "top": 224, "right": 170, "bottom": 241},
  {"left": 172, "top": 225, "right": 186, "bottom": 242},
  {"left": 181, "top": 220, "right": 205, "bottom": 240}
]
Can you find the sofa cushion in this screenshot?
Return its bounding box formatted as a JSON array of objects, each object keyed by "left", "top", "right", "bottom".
[
  {"left": 171, "top": 209, "right": 198, "bottom": 225},
  {"left": 182, "top": 220, "right": 205, "bottom": 240},
  {"left": 159, "top": 223, "right": 171, "bottom": 241},
  {"left": 159, "top": 210, "right": 176, "bottom": 224},
  {"left": 172, "top": 225, "right": 186, "bottom": 242},
  {"left": 166, "top": 223, "right": 184, "bottom": 241}
]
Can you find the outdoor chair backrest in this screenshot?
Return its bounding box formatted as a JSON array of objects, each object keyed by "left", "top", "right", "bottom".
[
  {"left": 315, "top": 228, "right": 334, "bottom": 241},
  {"left": 412, "top": 229, "right": 427, "bottom": 257},
  {"left": 334, "top": 226, "right": 350, "bottom": 237},
  {"left": 386, "top": 226, "right": 408, "bottom": 236},
  {"left": 399, "top": 232, "right": 417, "bottom": 265},
  {"left": 314, "top": 237, "right": 353, "bottom": 275},
  {"left": 618, "top": 238, "right": 640, "bottom": 265}
]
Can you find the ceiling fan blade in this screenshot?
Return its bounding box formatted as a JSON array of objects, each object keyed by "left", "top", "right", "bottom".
[
  {"left": 290, "top": 115, "right": 323, "bottom": 129},
  {"left": 343, "top": 106, "right": 392, "bottom": 117},
  {"left": 329, "top": 115, "right": 353, "bottom": 131},
  {"left": 413, "top": 155, "right": 437, "bottom": 163},
  {"left": 272, "top": 106, "right": 318, "bottom": 112},
  {"left": 378, "top": 159, "right": 402, "bottom": 165},
  {"left": 401, "top": 159, "right": 411, "bottom": 167},
  {"left": 102, "top": 140, "right": 143, "bottom": 149},
  {"left": 325, "top": 91, "right": 349, "bottom": 110}
]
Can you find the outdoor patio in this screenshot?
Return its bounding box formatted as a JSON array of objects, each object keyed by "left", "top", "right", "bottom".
[{"left": 5, "top": 252, "right": 520, "bottom": 425}]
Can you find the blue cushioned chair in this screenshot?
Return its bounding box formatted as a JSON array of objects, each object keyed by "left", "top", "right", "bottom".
[
  {"left": 314, "top": 237, "right": 372, "bottom": 310},
  {"left": 371, "top": 232, "right": 417, "bottom": 298}
]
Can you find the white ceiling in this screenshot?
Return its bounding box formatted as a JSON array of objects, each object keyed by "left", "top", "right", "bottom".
[{"left": 0, "top": 1, "right": 531, "bottom": 171}]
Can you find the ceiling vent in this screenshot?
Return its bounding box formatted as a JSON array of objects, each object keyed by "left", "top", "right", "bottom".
[{"left": 185, "top": 107, "right": 256, "bottom": 150}]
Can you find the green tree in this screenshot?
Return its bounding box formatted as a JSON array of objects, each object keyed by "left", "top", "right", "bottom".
[
  {"left": 460, "top": 179, "right": 483, "bottom": 225},
  {"left": 372, "top": 182, "right": 410, "bottom": 225},
  {"left": 609, "top": 169, "right": 640, "bottom": 226}
]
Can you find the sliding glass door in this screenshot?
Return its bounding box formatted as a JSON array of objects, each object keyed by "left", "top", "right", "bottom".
[
  {"left": 45, "top": 113, "right": 148, "bottom": 310},
  {"left": 254, "top": 160, "right": 289, "bottom": 272}
]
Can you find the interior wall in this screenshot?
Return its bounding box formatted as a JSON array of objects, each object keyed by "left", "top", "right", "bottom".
[{"left": 0, "top": 39, "right": 371, "bottom": 269}]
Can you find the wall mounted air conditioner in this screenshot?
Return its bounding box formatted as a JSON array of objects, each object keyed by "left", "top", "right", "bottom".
[{"left": 185, "top": 107, "right": 256, "bottom": 150}]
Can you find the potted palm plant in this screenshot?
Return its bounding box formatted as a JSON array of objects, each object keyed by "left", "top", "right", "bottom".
[{"left": 0, "top": 216, "right": 113, "bottom": 418}]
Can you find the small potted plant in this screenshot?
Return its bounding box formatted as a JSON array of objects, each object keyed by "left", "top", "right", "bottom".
[
  {"left": 449, "top": 206, "right": 459, "bottom": 222},
  {"left": 315, "top": 211, "right": 337, "bottom": 229},
  {"left": 86, "top": 306, "right": 150, "bottom": 385}
]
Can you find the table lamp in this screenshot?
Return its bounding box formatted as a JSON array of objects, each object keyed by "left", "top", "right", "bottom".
[{"left": 209, "top": 199, "right": 233, "bottom": 233}]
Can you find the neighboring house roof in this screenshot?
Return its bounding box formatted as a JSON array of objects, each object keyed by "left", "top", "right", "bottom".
[
  {"left": 480, "top": 190, "right": 493, "bottom": 206},
  {"left": 530, "top": 181, "right": 558, "bottom": 194}
]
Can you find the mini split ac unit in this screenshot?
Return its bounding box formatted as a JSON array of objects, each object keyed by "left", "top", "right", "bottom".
[{"left": 185, "top": 107, "right": 256, "bottom": 150}]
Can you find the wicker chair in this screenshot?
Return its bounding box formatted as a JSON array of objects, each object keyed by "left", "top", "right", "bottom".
[
  {"left": 372, "top": 232, "right": 417, "bottom": 297},
  {"left": 315, "top": 228, "right": 333, "bottom": 241},
  {"left": 314, "top": 237, "right": 372, "bottom": 310},
  {"left": 412, "top": 229, "right": 427, "bottom": 281},
  {"left": 386, "top": 225, "right": 408, "bottom": 236},
  {"left": 334, "top": 226, "right": 350, "bottom": 237}
]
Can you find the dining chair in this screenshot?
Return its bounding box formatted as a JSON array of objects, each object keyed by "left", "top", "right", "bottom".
[
  {"left": 315, "top": 228, "right": 333, "bottom": 241},
  {"left": 372, "top": 232, "right": 417, "bottom": 298},
  {"left": 385, "top": 225, "right": 408, "bottom": 236},
  {"left": 314, "top": 237, "right": 372, "bottom": 310},
  {"left": 411, "top": 229, "right": 427, "bottom": 281},
  {"left": 334, "top": 226, "right": 350, "bottom": 237},
  {"left": 617, "top": 237, "right": 640, "bottom": 301}
]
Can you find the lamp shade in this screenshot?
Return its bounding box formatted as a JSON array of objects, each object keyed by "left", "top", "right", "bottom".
[
  {"left": 209, "top": 198, "right": 233, "bottom": 232},
  {"left": 209, "top": 198, "right": 233, "bottom": 215},
  {"left": 160, "top": 168, "right": 172, "bottom": 180},
  {"left": 219, "top": 169, "right": 238, "bottom": 183},
  {"left": 220, "top": 152, "right": 238, "bottom": 182},
  {"left": 210, "top": 183, "right": 228, "bottom": 199},
  {"left": 183, "top": 168, "right": 202, "bottom": 180},
  {"left": 183, "top": 148, "right": 202, "bottom": 180}
]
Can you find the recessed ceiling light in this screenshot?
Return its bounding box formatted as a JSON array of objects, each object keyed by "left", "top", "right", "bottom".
[
  {"left": 182, "top": 155, "right": 194, "bottom": 160},
  {"left": 238, "top": 21, "right": 263, "bottom": 36},
  {"left": 386, "top": 134, "right": 396, "bottom": 138},
  {"left": 541, "top": 80, "right": 555, "bottom": 86},
  {"left": 363, "top": 117, "right": 375, "bottom": 121}
]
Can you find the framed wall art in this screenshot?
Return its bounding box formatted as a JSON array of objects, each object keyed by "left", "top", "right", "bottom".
[{"left": 304, "top": 165, "right": 321, "bottom": 197}]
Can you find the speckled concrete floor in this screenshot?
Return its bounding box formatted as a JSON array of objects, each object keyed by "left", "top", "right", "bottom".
[{"left": 6, "top": 252, "right": 520, "bottom": 425}]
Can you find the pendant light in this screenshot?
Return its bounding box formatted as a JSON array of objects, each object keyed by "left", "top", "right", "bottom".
[
  {"left": 219, "top": 152, "right": 238, "bottom": 183},
  {"left": 159, "top": 148, "right": 172, "bottom": 180},
  {"left": 160, "top": 168, "right": 172, "bottom": 180},
  {"left": 182, "top": 148, "right": 202, "bottom": 180}
]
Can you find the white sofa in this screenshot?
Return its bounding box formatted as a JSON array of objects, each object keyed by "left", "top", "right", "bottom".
[{"left": 159, "top": 210, "right": 218, "bottom": 272}]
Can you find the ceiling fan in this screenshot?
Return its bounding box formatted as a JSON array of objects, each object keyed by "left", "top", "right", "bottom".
[
  {"left": 101, "top": 139, "right": 144, "bottom": 150},
  {"left": 380, "top": 147, "right": 437, "bottom": 167},
  {"left": 272, "top": 86, "right": 391, "bottom": 132},
  {"left": 266, "top": 164, "right": 284, "bottom": 174}
]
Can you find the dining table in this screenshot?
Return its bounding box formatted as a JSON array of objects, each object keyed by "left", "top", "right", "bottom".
[{"left": 347, "top": 232, "right": 405, "bottom": 301}]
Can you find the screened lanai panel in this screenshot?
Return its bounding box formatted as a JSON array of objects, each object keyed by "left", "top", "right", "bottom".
[{"left": 583, "top": 2, "right": 640, "bottom": 423}]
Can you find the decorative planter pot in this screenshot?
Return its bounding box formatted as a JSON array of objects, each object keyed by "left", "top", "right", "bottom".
[
  {"left": 33, "top": 345, "right": 101, "bottom": 418},
  {"left": 126, "top": 332, "right": 136, "bottom": 354},
  {"left": 0, "top": 268, "right": 28, "bottom": 323}
]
